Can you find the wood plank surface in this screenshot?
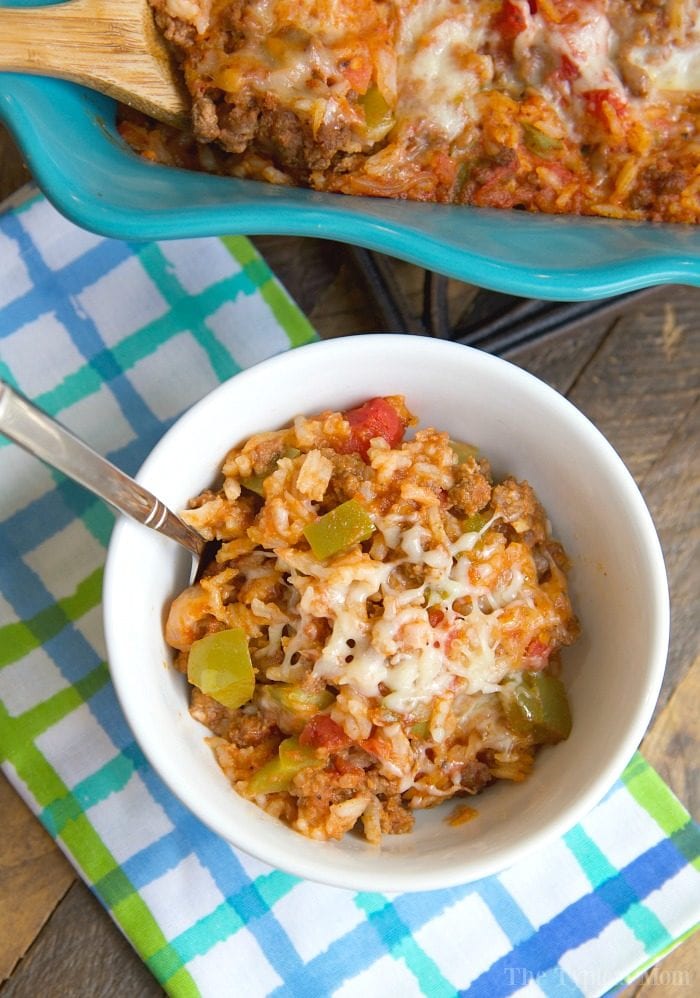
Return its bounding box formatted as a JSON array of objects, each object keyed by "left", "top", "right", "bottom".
[
  {"left": 0, "top": 775, "right": 75, "bottom": 981},
  {"left": 0, "top": 121, "right": 697, "bottom": 996},
  {"left": 0, "top": 124, "right": 30, "bottom": 199},
  {"left": 626, "top": 663, "right": 700, "bottom": 998},
  {"left": 564, "top": 291, "right": 700, "bottom": 484},
  {"left": 642, "top": 660, "right": 699, "bottom": 833},
  {"left": 635, "top": 395, "right": 700, "bottom": 716},
  {"left": 563, "top": 295, "right": 700, "bottom": 712},
  {"left": 1, "top": 880, "right": 163, "bottom": 998}
]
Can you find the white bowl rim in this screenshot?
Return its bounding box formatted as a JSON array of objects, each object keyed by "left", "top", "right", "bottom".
[{"left": 103, "top": 334, "right": 670, "bottom": 892}]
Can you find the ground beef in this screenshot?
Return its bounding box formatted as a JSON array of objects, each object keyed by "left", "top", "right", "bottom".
[
  {"left": 443, "top": 743, "right": 494, "bottom": 793},
  {"left": 324, "top": 451, "right": 372, "bottom": 505},
  {"left": 150, "top": 5, "right": 196, "bottom": 50},
  {"left": 379, "top": 794, "right": 414, "bottom": 834},
  {"left": 190, "top": 689, "right": 237, "bottom": 737},
  {"left": 189, "top": 90, "right": 363, "bottom": 179},
  {"left": 294, "top": 764, "right": 366, "bottom": 809},
  {"left": 219, "top": 0, "right": 247, "bottom": 52},
  {"left": 458, "top": 759, "right": 494, "bottom": 794},
  {"left": 173, "top": 649, "right": 189, "bottom": 674},
  {"left": 189, "top": 94, "right": 260, "bottom": 153},
  {"left": 215, "top": 738, "right": 280, "bottom": 782},
  {"left": 291, "top": 765, "right": 368, "bottom": 838},
  {"left": 290, "top": 762, "right": 413, "bottom": 840},
  {"left": 491, "top": 478, "right": 547, "bottom": 545},
  {"left": 448, "top": 460, "right": 492, "bottom": 516},
  {"left": 220, "top": 98, "right": 269, "bottom": 156},
  {"left": 225, "top": 709, "right": 280, "bottom": 748},
  {"left": 191, "top": 95, "right": 223, "bottom": 144},
  {"left": 248, "top": 436, "right": 290, "bottom": 475},
  {"left": 630, "top": 165, "right": 688, "bottom": 210},
  {"left": 308, "top": 121, "right": 363, "bottom": 172},
  {"left": 187, "top": 488, "right": 219, "bottom": 509},
  {"left": 255, "top": 107, "right": 311, "bottom": 173}
]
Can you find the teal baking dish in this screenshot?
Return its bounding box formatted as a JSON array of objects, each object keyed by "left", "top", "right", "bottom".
[{"left": 1, "top": 2, "right": 699, "bottom": 300}]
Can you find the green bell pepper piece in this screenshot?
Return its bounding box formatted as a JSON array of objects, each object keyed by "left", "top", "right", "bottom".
[
  {"left": 461, "top": 511, "right": 491, "bottom": 533},
  {"left": 241, "top": 447, "right": 301, "bottom": 495},
  {"left": 269, "top": 684, "right": 335, "bottom": 718},
  {"left": 410, "top": 720, "right": 430, "bottom": 739},
  {"left": 522, "top": 123, "right": 563, "bottom": 156},
  {"left": 502, "top": 672, "right": 572, "bottom": 744},
  {"left": 450, "top": 439, "right": 479, "bottom": 463},
  {"left": 187, "top": 628, "right": 255, "bottom": 710},
  {"left": 303, "top": 499, "right": 375, "bottom": 560},
  {"left": 240, "top": 471, "right": 267, "bottom": 497},
  {"left": 359, "top": 85, "right": 394, "bottom": 135},
  {"left": 247, "top": 736, "right": 325, "bottom": 794}
]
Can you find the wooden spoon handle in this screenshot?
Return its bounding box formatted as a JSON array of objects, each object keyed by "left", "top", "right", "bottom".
[{"left": 0, "top": 0, "right": 189, "bottom": 127}]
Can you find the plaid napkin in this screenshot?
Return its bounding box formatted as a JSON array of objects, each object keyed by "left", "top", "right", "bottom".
[{"left": 1, "top": 191, "right": 698, "bottom": 998}]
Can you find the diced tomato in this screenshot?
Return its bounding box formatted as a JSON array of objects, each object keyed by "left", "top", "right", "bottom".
[
  {"left": 333, "top": 756, "right": 364, "bottom": 776},
  {"left": 299, "top": 714, "right": 350, "bottom": 751},
  {"left": 559, "top": 54, "right": 580, "bottom": 82},
  {"left": 525, "top": 638, "right": 552, "bottom": 670},
  {"left": 431, "top": 150, "right": 458, "bottom": 189},
  {"left": 494, "top": 1, "right": 528, "bottom": 40},
  {"left": 470, "top": 147, "right": 520, "bottom": 208},
  {"left": 583, "top": 88, "right": 627, "bottom": 125},
  {"left": 471, "top": 169, "right": 521, "bottom": 209},
  {"left": 342, "top": 60, "right": 373, "bottom": 96},
  {"left": 359, "top": 733, "right": 392, "bottom": 760},
  {"left": 340, "top": 397, "right": 407, "bottom": 459}
]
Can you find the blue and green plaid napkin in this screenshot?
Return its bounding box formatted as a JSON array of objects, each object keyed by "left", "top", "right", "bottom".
[{"left": 1, "top": 190, "right": 698, "bottom": 998}]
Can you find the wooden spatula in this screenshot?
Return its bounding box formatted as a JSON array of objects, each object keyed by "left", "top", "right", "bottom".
[{"left": 0, "top": 0, "right": 189, "bottom": 128}]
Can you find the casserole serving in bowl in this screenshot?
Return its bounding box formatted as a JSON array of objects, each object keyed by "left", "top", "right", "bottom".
[
  {"left": 103, "top": 335, "right": 669, "bottom": 892},
  {"left": 1, "top": 0, "right": 699, "bottom": 300}
]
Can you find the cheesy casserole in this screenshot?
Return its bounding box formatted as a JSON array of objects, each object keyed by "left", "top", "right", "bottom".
[
  {"left": 122, "top": 0, "right": 700, "bottom": 222},
  {"left": 165, "top": 397, "right": 579, "bottom": 843}
]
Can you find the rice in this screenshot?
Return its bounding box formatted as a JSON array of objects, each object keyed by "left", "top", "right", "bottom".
[
  {"left": 165, "top": 396, "right": 580, "bottom": 843},
  {"left": 119, "top": 1, "right": 700, "bottom": 224}
]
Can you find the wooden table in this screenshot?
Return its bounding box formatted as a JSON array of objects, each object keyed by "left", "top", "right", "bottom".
[{"left": 1, "top": 122, "right": 698, "bottom": 996}]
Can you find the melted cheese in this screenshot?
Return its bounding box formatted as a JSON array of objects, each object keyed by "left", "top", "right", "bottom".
[
  {"left": 304, "top": 509, "right": 542, "bottom": 713},
  {"left": 383, "top": 644, "right": 449, "bottom": 712},
  {"left": 397, "top": 2, "right": 493, "bottom": 140},
  {"left": 511, "top": 0, "right": 627, "bottom": 129},
  {"left": 164, "top": 0, "right": 211, "bottom": 35},
  {"left": 549, "top": 8, "right": 622, "bottom": 96},
  {"left": 151, "top": 0, "right": 699, "bottom": 225},
  {"left": 628, "top": 42, "right": 700, "bottom": 92}
]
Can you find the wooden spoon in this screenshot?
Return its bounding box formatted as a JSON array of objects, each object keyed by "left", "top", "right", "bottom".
[{"left": 0, "top": 0, "right": 189, "bottom": 128}]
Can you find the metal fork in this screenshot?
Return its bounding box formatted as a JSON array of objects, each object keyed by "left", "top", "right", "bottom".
[{"left": 0, "top": 379, "right": 206, "bottom": 572}]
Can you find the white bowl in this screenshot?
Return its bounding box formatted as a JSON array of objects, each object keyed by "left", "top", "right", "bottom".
[{"left": 103, "top": 335, "right": 669, "bottom": 892}]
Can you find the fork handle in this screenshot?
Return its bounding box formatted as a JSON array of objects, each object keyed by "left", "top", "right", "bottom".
[{"left": 0, "top": 379, "right": 204, "bottom": 558}]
